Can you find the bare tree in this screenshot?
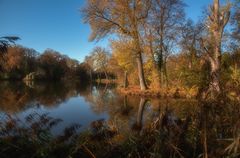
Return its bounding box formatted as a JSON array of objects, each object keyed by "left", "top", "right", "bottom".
[
  {"left": 91, "top": 46, "right": 110, "bottom": 80},
  {"left": 148, "top": 0, "right": 185, "bottom": 87},
  {"left": 81, "top": 0, "right": 151, "bottom": 90},
  {"left": 180, "top": 20, "right": 204, "bottom": 69},
  {"left": 201, "top": 0, "right": 231, "bottom": 96}
]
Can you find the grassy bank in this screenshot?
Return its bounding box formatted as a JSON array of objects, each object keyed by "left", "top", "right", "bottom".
[
  {"left": 94, "top": 79, "right": 117, "bottom": 84},
  {"left": 117, "top": 86, "right": 199, "bottom": 99}
]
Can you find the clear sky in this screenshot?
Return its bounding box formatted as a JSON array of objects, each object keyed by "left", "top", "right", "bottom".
[{"left": 0, "top": 0, "right": 212, "bottom": 62}]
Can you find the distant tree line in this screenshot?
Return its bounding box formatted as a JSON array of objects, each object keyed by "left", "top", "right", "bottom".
[
  {"left": 0, "top": 45, "right": 86, "bottom": 81},
  {"left": 0, "top": 44, "right": 116, "bottom": 82}
]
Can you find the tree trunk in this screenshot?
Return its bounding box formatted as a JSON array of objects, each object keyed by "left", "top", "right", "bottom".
[
  {"left": 152, "top": 68, "right": 161, "bottom": 88},
  {"left": 98, "top": 74, "right": 101, "bottom": 83},
  {"left": 104, "top": 70, "right": 108, "bottom": 80},
  {"left": 163, "top": 57, "right": 168, "bottom": 87},
  {"left": 201, "top": 106, "right": 208, "bottom": 158},
  {"left": 209, "top": 57, "right": 221, "bottom": 95},
  {"left": 159, "top": 6, "right": 165, "bottom": 88},
  {"left": 136, "top": 98, "right": 147, "bottom": 129},
  {"left": 204, "top": 0, "right": 230, "bottom": 97},
  {"left": 124, "top": 71, "right": 128, "bottom": 89},
  {"left": 131, "top": 3, "right": 148, "bottom": 91},
  {"left": 89, "top": 70, "right": 92, "bottom": 82},
  {"left": 148, "top": 30, "right": 161, "bottom": 89},
  {"left": 136, "top": 52, "right": 148, "bottom": 90},
  {"left": 124, "top": 95, "right": 127, "bottom": 107},
  {"left": 203, "top": 115, "right": 208, "bottom": 158}
]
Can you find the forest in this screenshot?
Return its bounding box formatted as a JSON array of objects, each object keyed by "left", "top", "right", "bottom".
[
  {"left": 0, "top": 0, "right": 240, "bottom": 158},
  {"left": 81, "top": 0, "right": 240, "bottom": 100},
  {"left": 1, "top": 0, "right": 238, "bottom": 99}
]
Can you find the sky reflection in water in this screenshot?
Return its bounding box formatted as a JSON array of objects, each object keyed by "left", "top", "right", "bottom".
[{"left": 0, "top": 81, "right": 197, "bottom": 135}]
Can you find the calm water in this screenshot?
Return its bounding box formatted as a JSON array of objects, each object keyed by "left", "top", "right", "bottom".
[
  {"left": 0, "top": 81, "right": 197, "bottom": 135},
  {"left": 1, "top": 81, "right": 239, "bottom": 157}
]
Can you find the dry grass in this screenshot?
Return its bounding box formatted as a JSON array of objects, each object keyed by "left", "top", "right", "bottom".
[
  {"left": 95, "top": 79, "right": 117, "bottom": 84},
  {"left": 117, "top": 86, "right": 198, "bottom": 98}
]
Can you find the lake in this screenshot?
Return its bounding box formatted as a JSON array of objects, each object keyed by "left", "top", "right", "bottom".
[
  {"left": 0, "top": 81, "right": 197, "bottom": 135},
  {"left": 0, "top": 81, "right": 239, "bottom": 157}
]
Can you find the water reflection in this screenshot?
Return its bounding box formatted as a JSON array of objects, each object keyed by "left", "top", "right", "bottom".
[
  {"left": 132, "top": 98, "right": 147, "bottom": 131},
  {"left": 0, "top": 81, "right": 77, "bottom": 112},
  {"left": 0, "top": 81, "right": 239, "bottom": 157},
  {"left": 0, "top": 81, "right": 201, "bottom": 136}
]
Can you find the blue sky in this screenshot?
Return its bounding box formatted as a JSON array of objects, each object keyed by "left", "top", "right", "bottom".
[{"left": 0, "top": 0, "right": 212, "bottom": 62}]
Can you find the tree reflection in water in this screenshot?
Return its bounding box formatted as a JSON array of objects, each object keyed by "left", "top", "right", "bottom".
[
  {"left": 0, "top": 81, "right": 78, "bottom": 112},
  {"left": 0, "top": 81, "right": 239, "bottom": 157},
  {"left": 132, "top": 97, "right": 147, "bottom": 131}
]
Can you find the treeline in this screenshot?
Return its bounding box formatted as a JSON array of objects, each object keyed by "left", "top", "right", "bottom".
[
  {"left": 0, "top": 45, "right": 92, "bottom": 81},
  {"left": 0, "top": 43, "right": 116, "bottom": 83},
  {"left": 82, "top": 0, "right": 240, "bottom": 98}
]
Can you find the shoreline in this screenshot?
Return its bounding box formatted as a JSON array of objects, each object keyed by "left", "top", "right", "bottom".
[{"left": 117, "top": 86, "right": 198, "bottom": 99}]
